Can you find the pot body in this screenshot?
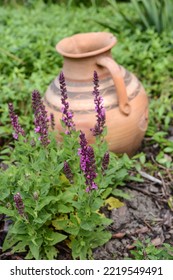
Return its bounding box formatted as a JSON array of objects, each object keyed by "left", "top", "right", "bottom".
[{"left": 43, "top": 32, "right": 148, "bottom": 156}]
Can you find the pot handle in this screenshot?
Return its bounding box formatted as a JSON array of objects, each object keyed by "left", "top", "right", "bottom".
[{"left": 96, "top": 56, "right": 131, "bottom": 115}]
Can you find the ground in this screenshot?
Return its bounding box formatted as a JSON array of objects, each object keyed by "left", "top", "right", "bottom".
[
  {"left": 1, "top": 139, "right": 173, "bottom": 260},
  {"left": 93, "top": 185, "right": 173, "bottom": 260}
]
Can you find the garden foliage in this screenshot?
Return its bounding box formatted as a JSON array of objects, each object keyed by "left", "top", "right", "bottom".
[{"left": 0, "top": 72, "right": 134, "bottom": 260}]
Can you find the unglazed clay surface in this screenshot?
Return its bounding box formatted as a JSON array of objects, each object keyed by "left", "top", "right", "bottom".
[{"left": 43, "top": 32, "right": 148, "bottom": 156}]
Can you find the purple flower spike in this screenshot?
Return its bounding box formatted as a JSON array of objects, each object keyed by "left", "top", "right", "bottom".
[
  {"left": 78, "top": 130, "right": 88, "bottom": 170},
  {"left": 8, "top": 103, "right": 25, "bottom": 140},
  {"left": 13, "top": 193, "right": 25, "bottom": 216},
  {"left": 63, "top": 161, "right": 73, "bottom": 183},
  {"left": 102, "top": 151, "right": 110, "bottom": 175},
  {"left": 50, "top": 113, "right": 55, "bottom": 130},
  {"left": 78, "top": 131, "right": 98, "bottom": 192},
  {"left": 59, "top": 72, "right": 75, "bottom": 134},
  {"left": 91, "top": 71, "right": 106, "bottom": 136},
  {"left": 32, "top": 90, "right": 50, "bottom": 146}
]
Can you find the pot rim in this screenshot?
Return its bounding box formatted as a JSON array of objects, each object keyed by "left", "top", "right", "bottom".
[{"left": 56, "top": 32, "right": 117, "bottom": 58}]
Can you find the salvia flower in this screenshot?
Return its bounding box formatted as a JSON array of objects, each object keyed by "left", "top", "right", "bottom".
[
  {"left": 78, "top": 131, "right": 98, "bottom": 192},
  {"left": 59, "top": 72, "right": 75, "bottom": 134},
  {"left": 50, "top": 113, "right": 55, "bottom": 130},
  {"left": 13, "top": 192, "right": 25, "bottom": 216},
  {"left": 90, "top": 71, "right": 106, "bottom": 136},
  {"left": 8, "top": 103, "right": 25, "bottom": 140},
  {"left": 63, "top": 161, "right": 73, "bottom": 183},
  {"left": 102, "top": 151, "right": 110, "bottom": 175},
  {"left": 78, "top": 130, "right": 88, "bottom": 172},
  {"left": 32, "top": 90, "right": 50, "bottom": 146}
]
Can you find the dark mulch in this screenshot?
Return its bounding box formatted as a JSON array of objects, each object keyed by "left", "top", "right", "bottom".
[
  {"left": 93, "top": 183, "right": 173, "bottom": 259},
  {"left": 93, "top": 136, "right": 173, "bottom": 260}
]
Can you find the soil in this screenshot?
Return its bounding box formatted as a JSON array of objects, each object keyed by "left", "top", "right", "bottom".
[
  {"left": 92, "top": 136, "right": 173, "bottom": 260},
  {"left": 0, "top": 140, "right": 173, "bottom": 260},
  {"left": 93, "top": 184, "right": 173, "bottom": 260}
]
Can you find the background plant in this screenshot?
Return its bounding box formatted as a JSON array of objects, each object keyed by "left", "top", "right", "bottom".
[{"left": 101, "top": 0, "right": 173, "bottom": 34}]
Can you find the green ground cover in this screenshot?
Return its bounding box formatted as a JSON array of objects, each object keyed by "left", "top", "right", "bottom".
[{"left": 0, "top": 1, "right": 173, "bottom": 160}]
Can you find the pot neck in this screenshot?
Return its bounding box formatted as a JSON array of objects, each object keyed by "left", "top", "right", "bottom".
[{"left": 61, "top": 51, "right": 113, "bottom": 81}]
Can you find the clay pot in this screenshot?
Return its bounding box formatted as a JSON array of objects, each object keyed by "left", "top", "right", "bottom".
[{"left": 43, "top": 32, "right": 148, "bottom": 156}]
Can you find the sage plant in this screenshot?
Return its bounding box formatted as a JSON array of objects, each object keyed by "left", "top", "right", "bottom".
[
  {"left": 50, "top": 113, "right": 55, "bottom": 130},
  {"left": 8, "top": 103, "right": 25, "bottom": 140},
  {"left": 91, "top": 71, "right": 106, "bottom": 136},
  {"left": 32, "top": 90, "right": 50, "bottom": 146},
  {"left": 3, "top": 84, "right": 117, "bottom": 260},
  {"left": 59, "top": 72, "right": 75, "bottom": 134},
  {"left": 63, "top": 161, "right": 74, "bottom": 183},
  {"left": 13, "top": 193, "right": 25, "bottom": 216},
  {"left": 78, "top": 131, "right": 98, "bottom": 192},
  {"left": 102, "top": 151, "right": 110, "bottom": 175}
]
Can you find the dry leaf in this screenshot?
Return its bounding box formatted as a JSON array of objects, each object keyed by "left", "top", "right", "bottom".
[{"left": 104, "top": 196, "right": 124, "bottom": 210}]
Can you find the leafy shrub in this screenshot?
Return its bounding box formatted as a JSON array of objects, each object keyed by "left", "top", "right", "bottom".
[{"left": 0, "top": 73, "right": 134, "bottom": 260}]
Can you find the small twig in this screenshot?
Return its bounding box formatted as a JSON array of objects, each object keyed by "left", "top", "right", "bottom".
[
  {"left": 158, "top": 172, "right": 169, "bottom": 197},
  {"left": 142, "top": 219, "right": 153, "bottom": 231},
  {"left": 155, "top": 200, "right": 162, "bottom": 210},
  {"left": 139, "top": 170, "right": 162, "bottom": 185},
  {"left": 0, "top": 252, "right": 24, "bottom": 260}
]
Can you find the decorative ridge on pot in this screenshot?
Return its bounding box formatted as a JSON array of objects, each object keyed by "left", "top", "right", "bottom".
[
  {"left": 44, "top": 32, "right": 149, "bottom": 156},
  {"left": 56, "top": 32, "right": 117, "bottom": 58}
]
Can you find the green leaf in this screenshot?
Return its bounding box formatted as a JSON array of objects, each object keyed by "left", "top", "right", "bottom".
[
  {"left": 112, "top": 188, "right": 132, "bottom": 200},
  {"left": 36, "top": 196, "right": 60, "bottom": 211},
  {"left": 29, "top": 241, "right": 40, "bottom": 260},
  {"left": 91, "top": 229, "right": 112, "bottom": 248},
  {"left": 0, "top": 206, "right": 14, "bottom": 216},
  {"left": 71, "top": 238, "right": 88, "bottom": 260},
  {"left": 2, "top": 232, "right": 18, "bottom": 252},
  {"left": 128, "top": 175, "right": 144, "bottom": 182},
  {"left": 168, "top": 196, "right": 173, "bottom": 211},
  {"left": 45, "top": 246, "right": 58, "bottom": 260},
  {"left": 57, "top": 204, "right": 74, "bottom": 213},
  {"left": 114, "top": 168, "right": 128, "bottom": 182},
  {"left": 12, "top": 240, "right": 28, "bottom": 253},
  {"left": 100, "top": 215, "right": 113, "bottom": 226},
  {"left": 101, "top": 187, "right": 112, "bottom": 199},
  {"left": 33, "top": 211, "right": 52, "bottom": 225},
  {"left": 139, "top": 153, "right": 146, "bottom": 165},
  {"left": 10, "top": 219, "right": 29, "bottom": 234},
  {"left": 52, "top": 215, "right": 79, "bottom": 236},
  {"left": 25, "top": 250, "right": 34, "bottom": 260},
  {"left": 90, "top": 197, "right": 103, "bottom": 211},
  {"left": 45, "top": 231, "right": 67, "bottom": 246},
  {"left": 164, "top": 147, "right": 173, "bottom": 153},
  {"left": 80, "top": 219, "right": 95, "bottom": 231}
]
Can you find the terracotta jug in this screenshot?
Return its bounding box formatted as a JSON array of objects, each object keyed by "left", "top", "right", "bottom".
[{"left": 43, "top": 32, "right": 148, "bottom": 156}]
